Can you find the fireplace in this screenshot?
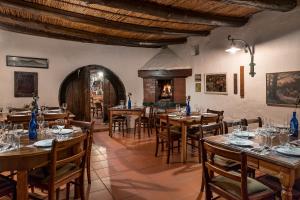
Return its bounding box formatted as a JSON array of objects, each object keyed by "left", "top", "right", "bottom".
[{"left": 157, "top": 79, "right": 173, "bottom": 101}]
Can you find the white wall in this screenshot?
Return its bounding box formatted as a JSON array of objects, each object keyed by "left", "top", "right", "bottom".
[
  {"left": 0, "top": 30, "right": 159, "bottom": 109},
  {"left": 171, "top": 6, "right": 300, "bottom": 123}
]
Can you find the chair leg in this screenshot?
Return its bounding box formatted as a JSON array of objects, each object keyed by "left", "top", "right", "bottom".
[
  {"left": 122, "top": 121, "right": 125, "bottom": 137},
  {"left": 147, "top": 122, "right": 150, "bottom": 137},
  {"left": 87, "top": 157, "right": 91, "bottom": 184},
  {"left": 126, "top": 119, "right": 128, "bottom": 133},
  {"left": 66, "top": 183, "right": 71, "bottom": 200},
  {"left": 155, "top": 137, "right": 159, "bottom": 157},
  {"left": 178, "top": 140, "right": 180, "bottom": 152},
  {"left": 167, "top": 140, "right": 171, "bottom": 164},
  {"left": 80, "top": 175, "right": 85, "bottom": 200},
  {"left": 198, "top": 140, "right": 202, "bottom": 163},
  {"left": 56, "top": 188, "right": 60, "bottom": 200},
  {"left": 161, "top": 140, "right": 164, "bottom": 151},
  {"left": 134, "top": 121, "right": 137, "bottom": 137},
  {"left": 113, "top": 122, "right": 116, "bottom": 132}
]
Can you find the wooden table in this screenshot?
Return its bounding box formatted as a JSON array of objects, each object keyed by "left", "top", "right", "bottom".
[
  {"left": 109, "top": 107, "right": 145, "bottom": 138},
  {"left": 0, "top": 130, "right": 83, "bottom": 200},
  {"left": 0, "top": 112, "right": 76, "bottom": 122},
  {"left": 204, "top": 134, "right": 300, "bottom": 200},
  {"left": 159, "top": 114, "right": 205, "bottom": 163}
]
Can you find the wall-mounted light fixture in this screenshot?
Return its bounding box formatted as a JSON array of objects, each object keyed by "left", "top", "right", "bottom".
[{"left": 226, "top": 35, "right": 256, "bottom": 77}]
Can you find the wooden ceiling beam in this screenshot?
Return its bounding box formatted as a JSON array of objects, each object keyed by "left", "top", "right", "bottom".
[
  {"left": 0, "top": 0, "right": 209, "bottom": 37},
  {"left": 219, "top": 0, "right": 297, "bottom": 12},
  {"left": 0, "top": 14, "right": 186, "bottom": 48},
  {"left": 85, "top": 0, "right": 248, "bottom": 26}
]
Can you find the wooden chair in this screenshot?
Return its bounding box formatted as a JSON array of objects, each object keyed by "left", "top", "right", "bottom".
[
  {"left": 187, "top": 122, "right": 223, "bottom": 163},
  {"left": 0, "top": 174, "right": 16, "bottom": 200},
  {"left": 112, "top": 115, "right": 128, "bottom": 136},
  {"left": 69, "top": 120, "right": 95, "bottom": 184},
  {"left": 206, "top": 109, "right": 224, "bottom": 122},
  {"left": 155, "top": 115, "right": 181, "bottom": 164},
  {"left": 241, "top": 117, "right": 262, "bottom": 128},
  {"left": 93, "top": 102, "right": 103, "bottom": 118},
  {"left": 28, "top": 134, "right": 88, "bottom": 200},
  {"left": 6, "top": 114, "right": 31, "bottom": 129},
  {"left": 134, "top": 106, "right": 154, "bottom": 137},
  {"left": 201, "top": 140, "right": 275, "bottom": 200},
  {"left": 223, "top": 120, "right": 243, "bottom": 134}
]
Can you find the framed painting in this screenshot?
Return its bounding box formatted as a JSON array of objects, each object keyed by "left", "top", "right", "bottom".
[
  {"left": 195, "top": 83, "right": 201, "bottom": 92},
  {"left": 195, "top": 74, "right": 201, "bottom": 82},
  {"left": 14, "top": 71, "right": 38, "bottom": 97},
  {"left": 204, "top": 73, "right": 227, "bottom": 95},
  {"left": 266, "top": 71, "right": 300, "bottom": 107},
  {"left": 7, "top": 55, "right": 48, "bottom": 69}
]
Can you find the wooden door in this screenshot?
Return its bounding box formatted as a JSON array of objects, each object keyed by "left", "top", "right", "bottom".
[
  {"left": 103, "top": 78, "right": 117, "bottom": 122},
  {"left": 65, "top": 68, "right": 90, "bottom": 121}
]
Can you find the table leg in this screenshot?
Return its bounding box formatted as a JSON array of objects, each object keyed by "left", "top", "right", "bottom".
[
  {"left": 138, "top": 113, "right": 142, "bottom": 139},
  {"left": 181, "top": 125, "right": 187, "bottom": 163},
  {"left": 109, "top": 111, "right": 113, "bottom": 137},
  {"left": 279, "top": 171, "right": 295, "bottom": 200},
  {"left": 17, "top": 170, "right": 28, "bottom": 200}
]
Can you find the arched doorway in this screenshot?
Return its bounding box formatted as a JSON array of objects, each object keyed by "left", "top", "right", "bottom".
[{"left": 59, "top": 65, "right": 126, "bottom": 122}]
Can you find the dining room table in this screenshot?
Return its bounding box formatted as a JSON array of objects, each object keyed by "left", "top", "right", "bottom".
[
  {"left": 108, "top": 106, "right": 145, "bottom": 138},
  {"left": 159, "top": 112, "right": 218, "bottom": 163},
  {"left": 204, "top": 132, "right": 300, "bottom": 200},
  {"left": 0, "top": 127, "right": 83, "bottom": 200}
]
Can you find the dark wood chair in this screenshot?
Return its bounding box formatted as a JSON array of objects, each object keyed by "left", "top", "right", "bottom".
[
  {"left": 134, "top": 106, "right": 154, "bottom": 137},
  {"left": 0, "top": 174, "right": 16, "bottom": 200},
  {"left": 112, "top": 115, "right": 128, "bottom": 136},
  {"left": 241, "top": 117, "right": 263, "bottom": 128},
  {"left": 93, "top": 102, "right": 103, "bottom": 118},
  {"left": 206, "top": 109, "right": 224, "bottom": 122},
  {"left": 28, "top": 134, "right": 88, "bottom": 200},
  {"left": 201, "top": 140, "right": 275, "bottom": 200},
  {"left": 6, "top": 114, "right": 31, "bottom": 129},
  {"left": 69, "top": 120, "right": 95, "bottom": 184},
  {"left": 223, "top": 120, "right": 243, "bottom": 134},
  {"left": 155, "top": 115, "right": 181, "bottom": 164}
]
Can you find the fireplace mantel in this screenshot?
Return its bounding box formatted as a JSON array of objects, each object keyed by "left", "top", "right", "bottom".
[{"left": 138, "top": 69, "right": 192, "bottom": 78}]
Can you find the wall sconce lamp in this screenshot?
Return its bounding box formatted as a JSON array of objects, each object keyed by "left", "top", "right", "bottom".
[{"left": 225, "top": 35, "right": 256, "bottom": 77}]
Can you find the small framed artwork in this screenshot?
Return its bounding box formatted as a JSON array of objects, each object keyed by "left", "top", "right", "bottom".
[
  {"left": 195, "top": 74, "right": 201, "bottom": 82},
  {"left": 195, "top": 83, "right": 201, "bottom": 92},
  {"left": 266, "top": 71, "right": 300, "bottom": 107},
  {"left": 7, "top": 55, "right": 48, "bottom": 69},
  {"left": 204, "top": 73, "right": 227, "bottom": 95},
  {"left": 14, "top": 71, "right": 38, "bottom": 97}
]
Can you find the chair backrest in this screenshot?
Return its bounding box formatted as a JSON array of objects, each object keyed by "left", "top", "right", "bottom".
[
  {"left": 49, "top": 134, "right": 88, "bottom": 194},
  {"left": 69, "top": 120, "right": 95, "bottom": 155},
  {"left": 201, "top": 140, "right": 248, "bottom": 200},
  {"left": 201, "top": 115, "right": 219, "bottom": 125},
  {"left": 6, "top": 114, "right": 31, "bottom": 129},
  {"left": 155, "top": 114, "right": 171, "bottom": 138},
  {"left": 223, "top": 120, "right": 243, "bottom": 134},
  {"left": 198, "top": 122, "right": 223, "bottom": 138},
  {"left": 241, "top": 117, "right": 262, "bottom": 128},
  {"left": 8, "top": 107, "right": 30, "bottom": 113},
  {"left": 207, "top": 109, "right": 224, "bottom": 121}
]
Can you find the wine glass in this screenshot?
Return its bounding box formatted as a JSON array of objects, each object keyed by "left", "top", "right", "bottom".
[
  {"left": 13, "top": 124, "right": 23, "bottom": 149},
  {"left": 279, "top": 128, "right": 289, "bottom": 147},
  {"left": 37, "top": 115, "right": 45, "bottom": 133},
  {"left": 61, "top": 103, "right": 67, "bottom": 112},
  {"left": 176, "top": 104, "right": 181, "bottom": 115},
  {"left": 43, "top": 121, "right": 51, "bottom": 138}
]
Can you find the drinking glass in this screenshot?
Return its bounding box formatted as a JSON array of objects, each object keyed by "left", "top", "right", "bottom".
[
  {"left": 13, "top": 124, "right": 23, "bottom": 149},
  {"left": 279, "top": 128, "right": 289, "bottom": 146},
  {"left": 176, "top": 104, "right": 181, "bottom": 115},
  {"left": 232, "top": 121, "right": 241, "bottom": 133},
  {"left": 62, "top": 103, "right": 68, "bottom": 112},
  {"left": 37, "top": 115, "right": 45, "bottom": 133},
  {"left": 43, "top": 121, "right": 51, "bottom": 137},
  {"left": 0, "top": 107, "right": 3, "bottom": 113}
]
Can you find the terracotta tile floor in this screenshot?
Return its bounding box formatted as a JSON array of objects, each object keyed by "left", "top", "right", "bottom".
[{"left": 86, "top": 129, "right": 204, "bottom": 200}]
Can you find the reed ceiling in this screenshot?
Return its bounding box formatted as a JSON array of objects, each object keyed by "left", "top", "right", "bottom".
[{"left": 0, "top": 0, "right": 297, "bottom": 47}]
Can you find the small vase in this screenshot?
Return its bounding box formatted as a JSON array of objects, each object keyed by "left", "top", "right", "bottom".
[
  {"left": 186, "top": 101, "right": 191, "bottom": 116},
  {"left": 290, "top": 111, "right": 299, "bottom": 137},
  {"left": 28, "top": 112, "right": 38, "bottom": 140},
  {"left": 128, "top": 98, "right": 132, "bottom": 109}
]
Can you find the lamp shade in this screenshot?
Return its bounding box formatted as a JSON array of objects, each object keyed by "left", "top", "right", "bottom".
[{"left": 225, "top": 45, "right": 241, "bottom": 54}]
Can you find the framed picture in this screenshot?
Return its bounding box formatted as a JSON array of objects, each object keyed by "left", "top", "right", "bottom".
[
  {"left": 7, "top": 55, "right": 48, "bottom": 69},
  {"left": 14, "top": 71, "right": 38, "bottom": 97},
  {"left": 195, "top": 74, "right": 201, "bottom": 82},
  {"left": 195, "top": 83, "right": 201, "bottom": 92},
  {"left": 266, "top": 71, "right": 300, "bottom": 107},
  {"left": 204, "top": 73, "right": 227, "bottom": 95}
]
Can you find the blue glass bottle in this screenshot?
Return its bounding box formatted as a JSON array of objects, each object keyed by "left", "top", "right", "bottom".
[
  {"left": 186, "top": 101, "right": 191, "bottom": 116},
  {"left": 128, "top": 98, "right": 132, "bottom": 109},
  {"left": 290, "top": 111, "right": 299, "bottom": 137},
  {"left": 28, "top": 112, "right": 38, "bottom": 140}
]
